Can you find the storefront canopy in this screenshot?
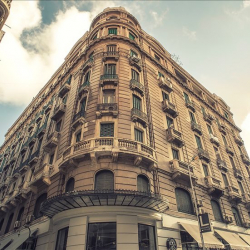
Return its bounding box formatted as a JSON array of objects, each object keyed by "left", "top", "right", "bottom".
[
  {"left": 215, "top": 230, "right": 250, "bottom": 250},
  {"left": 179, "top": 222, "right": 224, "bottom": 249}
]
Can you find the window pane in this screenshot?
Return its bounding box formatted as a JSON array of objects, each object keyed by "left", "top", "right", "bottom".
[
  {"left": 137, "top": 175, "right": 149, "bottom": 193},
  {"left": 211, "top": 200, "right": 223, "bottom": 222},
  {"left": 195, "top": 135, "right": 202, "bottom": 149},
  {"left": 175, "top": 188, "right": 194, "bottom": 214},
  {"left": 172, "top": 148, "right": 179, "bottom": 160},
  {"left": 87, "top": 223, "right": 116, "bottom": 250},
  {"left": 202, "top": 164, "right": 209, "bottom": 176},
  {"left": 135, "top": 129, "right": 143, "bottom": 142},
  {"left": 133, "top": 95, "right": 141, "bottom": 110},
  {"left": 105, "top": 64, "right": 116, "bottom": 74},
  {"left": 100, "top": 123, "right": 114, "bottom": 137},
  {"left": 129, "top": 33, "right": 135, "bottom": 40},
  {"left": 138, "top": 224, "right": 156, "bottom": 250},
  {"left": 103, "top": 90, "right": 115, "bottom": 103},
  {"left": 108, "top": 28, "right": 117, "bottom": 35},
  {"left": 55, "top": 227, "right": 69, "bottom": 250},
  {"left": 222, "top": 173, "right": 229, "bottom": 186}
]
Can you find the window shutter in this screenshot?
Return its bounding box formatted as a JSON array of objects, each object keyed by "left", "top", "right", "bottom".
[
  {"left": 211, "top": 200, "right": 223, "bottom": 222},
  {"left": 137, "top": 175, "right": 149, "bottom": 193},
  {"left": 95, "top": 171, "right": 114, "bottom": 190},
  {"left": 175, "top": 188, "right": 194, "bottom": 214}
]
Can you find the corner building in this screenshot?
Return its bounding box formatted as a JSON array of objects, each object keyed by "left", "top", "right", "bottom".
[{"left": 1, "top": 7, "right": 250, "bottom": 250}]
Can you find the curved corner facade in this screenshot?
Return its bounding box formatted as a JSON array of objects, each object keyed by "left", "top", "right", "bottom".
[{"left": 1, "top": 7, "right": 250, "bottom": 250}]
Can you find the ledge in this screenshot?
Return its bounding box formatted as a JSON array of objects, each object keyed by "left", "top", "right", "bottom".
[{"left": 41, "top": 189, "right": 169, "bottom": 218}]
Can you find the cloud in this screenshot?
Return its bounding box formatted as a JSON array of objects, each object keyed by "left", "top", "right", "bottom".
[
  {"left": 182, "top": 26, "right": 197, "bottom": 41},
  {"left": 241, "top": 113, "right": 250, "bottom": 155},
  {"left": 243, "top": 0, "right": 250, "bottom": 9},
  {"left": 149, "top": 9, "right": 168, "bottom": 28},
  {"left": 0, "top": 1, "right": 116, "bottom": 106}
]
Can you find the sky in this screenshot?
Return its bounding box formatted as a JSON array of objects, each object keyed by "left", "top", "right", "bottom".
[{"left": 0, "top": 1, "right": 250, "bottom": 154}]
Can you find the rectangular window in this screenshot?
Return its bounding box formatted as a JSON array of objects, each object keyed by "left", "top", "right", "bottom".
[
  {"left": 49, "top": 153, "right": 54, "bottom": 165},
  {"left": 162, "top": 91, "right": 169, "bottom": 101},
  {"left": 108, "top": 28, "right": 117, "bottom": 35},
  {"left": 55, "top": 120, "right": 62, "bottom": 132},
  {"left": 129, "top": 32, "right": 135, "bottom": 40},
  {"left": 167, "top": 117, "right": 173, "bottom": 128},
  {"left": 131, "top": 69, "right": 139, "bottom": 81},
  {"left": 172, "top": 148, "right": 179, "bottom": 160},
  {"left": 37, "top": 137, "right": 43, "bottom": 151},
  {"left": 201, "top": 106, "right": 206, "bottom": 115},
  {"left": 133, "top": 95, "right": 141, "bottom": 110},
  {"left": 76, "top": 131, "right": 81, "bottom": 142},
  {"left": 214, "top": 147, "right": 221, "bottom": 160},
  {"left": 195, "top": 135, "right": 203, "bottom": 149},
  {"left": 84, "top": 71, "right": 90, "bottom": 82},
  {"left": 229, "top": 156, "right": 236, "bottom": 169},
  {"left": 154, "top": 54, "right": 160, "bottom": 62},
  {"left": 92, "top": 33, "right": 97, "bottom": 40},
  {"left": 87, "top": 223, "right": 116, "bottom": 250},
  {"left": 184, "top": 92, "right": 190, "bottom": 103},
  {"left": 202, "top": 164, "right": 209, "bottom": 177},
  {"left": 100, "top": 123, "right": 114, "bottom": 137},
  {"left": 135, "top": 128, "right": 143, "bottom": 142},
  {"left": 189, "top": 111, "right": 196, "bottom": 123},
  {"left": 105, "top": 64, "right": 116, "bottom": 75},
  {"left": 107, "top": 45, "right": 116, "bottom": 52},
  {"left": 222, "top": 173, "right": 229, "bottom": 187},
  {"left": 138, "top": 224, "right": 156, "bottom": 250},
  {"left": 207, "top": 124, "right": 213, "bottom": 135},
  {"left": 222, "top": 135, "right": 227, "bottom": 145},
  {"left": 66, "top": 75, "right": 72, "bottom": 85},
  {"left": 130, "top": 50, "right": 138, "bottom": 57},
  {"left": 238, "top": 181, "right": 244, "bottom": 194},
  {"left": 55, "top": 227, "right": 69, "bottom": 250},
  {"left": 103, "top": 90, "right": 115, "bottom": 103},
  {"left": 80, "top": 98, "right": 87, "bottom": 112}
]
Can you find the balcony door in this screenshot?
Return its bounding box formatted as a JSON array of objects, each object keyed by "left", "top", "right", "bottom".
[
  {"left": 105, "top": 64, "right": 116, "bottom": 75},
  {"left": 133, "top": 95, "right": 141, "bottom": 110}
]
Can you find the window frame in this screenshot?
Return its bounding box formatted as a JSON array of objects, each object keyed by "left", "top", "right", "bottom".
[
  {"left": 55, "top": 227, "right": 69, "bottom": 250},
  {"left": 100, "top": 123, "right": 114, "bottom": 137},
  {"left": 134, "top": 128, "right": 143, "bottom": 143}
]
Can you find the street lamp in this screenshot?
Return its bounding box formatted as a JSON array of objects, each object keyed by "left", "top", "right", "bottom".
[{"left": 187, "top": 155, "right": 206, "bottom": 250}]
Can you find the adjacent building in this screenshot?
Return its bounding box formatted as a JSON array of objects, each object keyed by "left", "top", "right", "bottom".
[{"left": 1, "top": 6, "right": 250, "bottom": 250}]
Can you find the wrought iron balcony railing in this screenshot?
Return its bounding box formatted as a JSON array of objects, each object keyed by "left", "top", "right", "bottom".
[
  {"left": 130, "top": 79, "right": 144, "bottom": 96},
  {"left": 131, "top": 108, "right": 148, "bottom": 127}
]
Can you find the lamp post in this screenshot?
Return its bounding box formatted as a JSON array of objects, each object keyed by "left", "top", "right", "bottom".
[{"left": 187, "top": 155, "right": 206, "bottom": 250}]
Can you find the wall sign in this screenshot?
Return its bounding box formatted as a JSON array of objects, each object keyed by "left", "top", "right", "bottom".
[{"left": 166, "top": 238, "right": 177, "bottom": 250}]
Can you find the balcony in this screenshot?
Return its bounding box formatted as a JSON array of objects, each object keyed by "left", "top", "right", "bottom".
[
  {"left": 209, "top": 134, "right": 220, "bottom": 146},
  {"left": 130, "top": 79, "right": 144, "bottom": 96},
  {"left": 166, "top": 126, "right": 184, "bottom": 148},
  {"left": 44, "top": 100, "right": 53, "bottom": 114},
  {"left": 234, "top": 168, "right": 243, "bottom": 180},
  {"left": 41, "top": 189, "right": 169, "bottom": 218},
  {"left": 243, "top": 193, "right": 250, "bottom": 209},
  {"left": 241, "top": 154, "right": 250, "bottom": 165},
  {"left": 217, "top": 158, "right": 228, "bottom": 172},
  {"left": 37, "top": 123, "right": 47, "bottom": 137},
  {"left": 131, "top": 108, "right": 148, "bottom": 127},
  {"left": 29, "top": 150, "right": 39, "bottom": 166},
  {"left": 162, "top": 100, "right": 178, "bottom": 118},
  {"left": 81, "top": 58, "right": 94, "bottom": 74},
  {"left": 51, "top": 103, "right": 66, "bottom": 121},
  {"left": 129, "top": 55, "right": 142, "bottom": 71},
  {"left": 158, "top": 77, "right": 173, "bottom": 93},
  {"left": 58, "top": 82, "right": 70, "bottom": 98},
  {"left": 13, "top": 159, "right": 30, "bottom": 175},
  {"left": 234, "top": 135, "right": 244, "bottom": 146},
  {"left": 185, "top": 100, "right": 195, "bottom": 112},
  {"left": 227, "top": 186, "right": 242, "bottom": 203},
  {"left": 205, "top": 176, "right": 224, "bottom": 197},
  {"left": 169, "top": 159, "right": 197, "bottom": 183},
  {"left": 96, "top": 103, "right": 118, "bottom": 118},
  {"left": 218, "top": 124, "right": 226, "bottom": 134},
  {"left": 103, "top": 51, "right": 119, "bottom": 61},
  {"left": 60, "top": 138, "right": 157, "bottom": 171},
  {"left": 197, "top": 148, "right": 210, "bottom": 162},
  {"left": 226, "top": 145, "right": 234, "bottom": 156},
  {"left": 44, "top": 131, "right": 60, "bottom": 151},
  {"left": 203, "top": 113, "right": 214, "bottom": 123},
  {"left": 191, "top": 121, "right": 202, "bottom": 135},
  {"left": 100, "top": 74, "right": 118, "bottom": 87},
  {"left": 72, "top": 110, "right": 86, "bottom": 129},
  {"left": 78, "top": 81, "right": 90, "bottom": 96}
]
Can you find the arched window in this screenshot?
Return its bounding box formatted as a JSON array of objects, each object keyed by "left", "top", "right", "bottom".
[
  {"left": 232, "top": 207, "right": 242, "bottom": 226},
  {"left": 0, "top": 218, "right": 4, "bottom": 231},
  {"left": 5, "top": 213, "right": 14, "bottom": 234},
  {"left": 17, "top": 207, "right": 24, "bottom": 222},
  {"left": 95, "top": 170, "right": 114, "bottom": 190},
  {"left": 211, "top": 200, "right": 223, "bottom": 222},
  {"left": 175, "top": 188, "right": 194, "bottom": 215},
  {"left": 34, "top": 193, "right": 47, "bottom": 219},
  {"left": 65, "top": 178, "right": 75, "bottom": 193},
  {"left": 137, "top": 175, "right": 150, "bottom": 193}
]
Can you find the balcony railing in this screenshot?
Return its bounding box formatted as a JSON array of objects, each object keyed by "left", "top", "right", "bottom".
[
  {"left": 218, "top": 124, "right": 226, "bottom": 134},
  {"left": 81, "top": 58, "right": 94, "bottom": 74},
  {"left": 58, "top": 82, "right": 71, "bottom": 98},
  {"left": 203, "top": 112, "right": 214, "bottom": 123},
  {"left": 227, "top": 186, "right": 242, "bottom": 203},
  {"left": 234, "top": 168, "right": 243, "bottom": 180},
  {"left": 44, "top": 131, "right": 60, "bottom": 150},
  {"left": 185, "top": 100, "right": 195, "bottom": 112},
  {"left": 217, "top": 158, "right": 228, "bottom": 171},
  {"left": 131, "top": 108, "right": 148, "bottom": 127},
  {"left": 191, "top": 121, "right": 202, "bottom": 134},
  {"left": 197, "top": 148, "right": 210, "bottom": 162},
  {"left": 103, "top": 51, "right": 119, "bottom": 61},
  {"left": 96, "top": 103, "right": 118, "bottom": 118},
  {"left": 100, "top": 74, "right": 119, "bottom": 86},
  {"left": 225, "top": 145, "right": 234, "bottom": 156},
  {"left": 158, "top": 77, "right": 173, "bottom": 93},
  {"left": 166, "top": 126, "right": 184, "bottom": 147},
  {"left": 51, "top": 103, "right": 66, "bottom": 121},
  {"left": 209, "top": 134, "right": 220, "bottom": 146},
  {"left": 29, "top": 150, "right": 39, "bottom": 165},
  {"left": 162, "top": 100, "right": 178, "bottom": 118},
  {"left": 78, "top": 81, "right": 90, "bottom": 96},
  {"left": 129, "top": 56, "right": 141, "bottom": 71},
  {"left": 234, "top": 135, "right": 244, "bottom": 146},
  {"left": 130, "top": 79, "right": 144, "bottom": 96},
  {"left": 241, "top": 154, "right": 250, "bottom": 165}
]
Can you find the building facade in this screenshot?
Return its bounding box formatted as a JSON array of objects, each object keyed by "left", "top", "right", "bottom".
[
  {"left": 0, "top": 6, "right": 250, "bottom": 250},
  {"left": 0, "top": 0, "right": 11, "bottom": 42}
]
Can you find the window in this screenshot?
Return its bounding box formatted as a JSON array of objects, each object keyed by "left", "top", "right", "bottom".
[
  {"left": 104, "top": 64, "right": 116, "bottom": 75},
  {"left": 162, "top": 91, "right": 169, "bottom": 101},
  {"left": 49, "top": 153, "right": 54, "bottom": 165},
  {"left": 238, "top": 181, "right": 244, "bottom": 194},
  {"left": 137, "top": 175, "right": 149, "bottom": 193},
  {"left": 76, "top": 131, "right": 81, "bottom": 142},
  {"left": 95, "top": 170, "right": 114, "bottom": 190},
  {"left": 195, "top": 135, "right": 203, "bottom": 149},
  {"left": 201, "top": 106, "right": 206, "bottom": 115},
  {"left": 202, "top": 164, "right": 209, "bottom": 177},
  {"left": 37, "top": 137, "right": 43, "bottom": 151},
  {"left": 214, "top": 146, "right": 221, "bottom": 160},
  {"left": 189, "top": 111, "right": 196, "bottom": 123},
  {"left": 55, "top": 227, "right": 69, "bottom": 250},
  {"left": 28, "top": 145, "right": 34, "bottom": 159},
  {"left": 66, "top": 75, "right": 72, "bottom": 84},
  {"left": 158, "top": 72, "right": 164, "bottom": 78},
  {"left": 175, "top": 188, "right": 194, "bottom": 214},
  {"left": 229, "top": 156, "right": 235, "bottom": 169},
  {"left": 55, "top": 120, "right": 62, "bottom": 132},
  {"left": 167, "top": 117, "right": 173, "bottom": 128},
  {"left": 184, "top": 92, "right": 190, "bottom": 103},
  {"left": 138, "top": 224, "right": 156, "bottom": 250},
  {"left": 4, "top": 213, "right": 14, "bottom": 234},
  {"left": 154, "top": 54, "right": 160, "bottom": 62},
  {"left": 232, "top": 207, "right": 242, "bottom": 226},
  {"left": 131, "top": 69, "right": 139, "bottom": 81},
  {"left": 172, "top": 148, "right": 179, "bottom": 160},
  {"left": 211, "top": 200, "right": 223, "bottom": 222},
  {"left": 135, "top": 128, "right": 143, "bottom": 142},
  {"left": 130, "top": 50, "right": 138, "bottom": 57},
  {"left": 103, "top": 90, "right": 115, "bottom": 103},
  {"left": 222, "top": 173, "right": 229, "bottom": 187},
  {"left": 34, "top": 193, "right": 47, "bottom": 219},
  {"left": 133, "top": 95, "right": 141, "bottom": 110},
  {"left": 222, "top": 135, "right": 227, "bottom": 145},
  {"left": 80, "top": 98, "right": 87, "bottom": 112},
  {"left": 87, "top": 223, "right": 116, "bottom": 250},
  {"left": 17, "top": 207, "right": 24, "bottom": 222},
  {"left": 107, "top": 45, "right": 116, "bottom": 52},
  {"left": 224, "top": 111, "right": 229, "bottom": 119},
  {"left": 92, "top": 33, "right": 97, "bottom": 40},
  {"left": 84, "top": 71, "right": 90, "bottom": 82},
  {"left": 100, "top": 123, "right": 114, "bottom": 137},
  {"left": 65, "top": 178, "right": 75, "bottom": 192},
  {"left": 62, "top": 94, "right": 68, "bottom": 104},
  {"left": 89, "top": 52, "right": 94, "bottom": 59},
  {"left": 108, "top": 28, "right": 117, "bottom": 35},
  {"left": 0, "top": 218, "right": 4, "bottom": 231},
  {"left": 129, "top": 32, "right": 135, "bottom": 40},
  {"left": 207, "top": 124, "right": 213, "bottom": 135}
]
